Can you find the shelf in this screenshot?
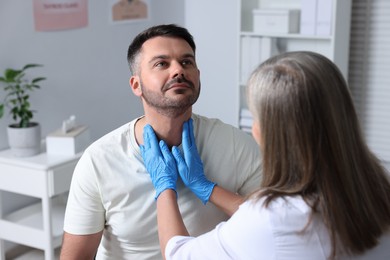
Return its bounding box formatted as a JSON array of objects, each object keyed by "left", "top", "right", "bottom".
[
  {"left": 5, "top": 199, "right": 66, "bottom": 237},
  {"left": 0, "top": 146, "right": 77, "bottom": 259},
  {"left": 12, "top": 247, "right": 60, "bottom": 260},
  {"left": 240, "top": 31, "right": 332, "bottom": 40},
  {"left": 238, "top": 0, "right": 351, "bottom": 128},
  {"left": 0, "top": 147, "right": 82, "bottom": 171},
  {"left": 0, "top": 198, "right": 66, "bottom": 249}
]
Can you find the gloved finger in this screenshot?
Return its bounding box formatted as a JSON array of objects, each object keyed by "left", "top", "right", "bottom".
[
  {"left": 182, "top": 120, "right": 190, "bottom": 151},
  {"left": 172, "top": 146, "right": 188, "bottom": 177},
  {"left": 143, "top": 124, "right": 160, "bottom": 154},
  {"left": 188, "top": 119, "right": 199, "bottom": 155},
  {"left": 181, "top": 121, "right": 192, "bottom": 164},
  {"left": 188, "top": 118, "right": 196, "bottom": 148},
  {"left": 159, "top": 140, "right": 175, "bottom": 165},
  {"left": 183, "top": 119, "right": 200, "bottom": 164},
  {"left": 142, "top": 124, "right": 152, "bottom": 150}
]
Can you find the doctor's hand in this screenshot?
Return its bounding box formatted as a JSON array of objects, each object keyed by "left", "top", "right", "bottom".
[
  {"left": 172, "top": 119, "right": 216, "bottom": 204},
  {"left": 140, "top": 124, "right": 178, "bottom": 200}
]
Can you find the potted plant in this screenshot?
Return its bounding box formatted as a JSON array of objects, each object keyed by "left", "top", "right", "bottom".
[{"left": 0, "top": 64, "right": 46, "bottom": 157}]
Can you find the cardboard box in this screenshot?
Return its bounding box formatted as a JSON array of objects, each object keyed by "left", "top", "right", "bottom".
[
  {"left": 46, "top": 125, "right": 90, "bottom": 156},
  {"left": 253, "top": 9, "right": 300, "bottom": 34}
]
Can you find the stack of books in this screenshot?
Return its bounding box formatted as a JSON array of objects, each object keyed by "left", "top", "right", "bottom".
[{"left": 239, "top": 108, "right": 253, "bottom": 134}]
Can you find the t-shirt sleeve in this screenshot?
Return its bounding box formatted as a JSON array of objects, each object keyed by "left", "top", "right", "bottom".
[{"left": 63, "top": 151, "right": 106, "bottom": 234}]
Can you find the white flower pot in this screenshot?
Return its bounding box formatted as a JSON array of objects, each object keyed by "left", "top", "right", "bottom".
[{"left": 7, "top": 123, "right": 41, "bottom": 157}]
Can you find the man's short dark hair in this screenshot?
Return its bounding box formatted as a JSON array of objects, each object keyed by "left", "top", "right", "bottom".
[{"left": 127, "top": 24, "right": 196, "bottom": 75}]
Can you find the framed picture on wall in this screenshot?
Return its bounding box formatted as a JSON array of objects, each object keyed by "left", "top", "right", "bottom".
[
  {"left": 33, "top": 0, "right": 88, "bottom": 31},
  {"left": 109, "top": 0, "right": 150, "bottom": 24}
]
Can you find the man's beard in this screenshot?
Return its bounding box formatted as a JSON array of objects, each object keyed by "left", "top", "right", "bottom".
[{"left": 140, "top": 76, "right": 201, "bottom": 118}]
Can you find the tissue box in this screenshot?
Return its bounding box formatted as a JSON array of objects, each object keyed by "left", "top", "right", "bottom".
[
  {"left": 46, "top": 125, "right": 90, "bottom": 156},
  {"left": 253, "top": 9, "right": 300, "bottom": 34}
]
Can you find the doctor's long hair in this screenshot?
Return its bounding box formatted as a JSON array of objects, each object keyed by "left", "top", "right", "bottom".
[{"left": 247, "top": 51, "right": 390, "bottom": 258}]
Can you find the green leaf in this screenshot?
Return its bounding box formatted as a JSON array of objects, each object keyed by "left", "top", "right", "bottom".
[
  {"left": 4, "top": 85, "right": 14, "bottom": 91},
  {"left": 5, "top": 69, "right": 22, "bottom": 81},
  {"left": 0, "top": 104, "right": 4, "bottom": 118},
  {"left": 22, "top": 64, "right": 43, "bottom": 71},
  {"left": 32, "top": 77, "right": 46, "bottom": 83},
  {"left": 1, "top": 63, "right": 44, "bottom": 127}
]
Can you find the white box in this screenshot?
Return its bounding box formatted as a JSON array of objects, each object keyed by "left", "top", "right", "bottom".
[
  {"left": 46, "top": 125, "right": 90, "bottom": 156},
  {"left": 253, "top": 9, "right": 300, "bottom": 34}
]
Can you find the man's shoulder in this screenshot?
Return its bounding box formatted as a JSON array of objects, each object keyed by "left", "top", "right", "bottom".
[
  {"left": 193, "top": 113, "right": 254, "bottom": 140},
  {"left": 85, "top": 118, "right": 137, "bottom": 153},
  {"left": 193, "top": 113, "right": 234, "bottom": 130}
]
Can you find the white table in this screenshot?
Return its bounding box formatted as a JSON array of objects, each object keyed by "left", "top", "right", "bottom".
[{"left": 0, "top": 148, "right": 81, "bottom": 260}]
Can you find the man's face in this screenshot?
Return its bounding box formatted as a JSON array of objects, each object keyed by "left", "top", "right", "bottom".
[{"left": 131, "top": 36, "right": 201, "bottom": 117}]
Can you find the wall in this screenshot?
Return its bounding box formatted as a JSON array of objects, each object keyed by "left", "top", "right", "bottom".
[
  {"left": 185, "top": 0, "right": 240, "bottom": 126},
  {"left": 0, "top": 0, "right": 186, "bottom": 252},
  {"left": 0, "top": 0, "right": 185, "bottom": 151},
  {"left": 0, "top": 0, "right": 241, "bottom": 247}
]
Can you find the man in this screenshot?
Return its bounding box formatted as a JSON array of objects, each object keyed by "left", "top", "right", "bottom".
[{"left": 60, "top": 24, "right": 261, "bottom": 259}]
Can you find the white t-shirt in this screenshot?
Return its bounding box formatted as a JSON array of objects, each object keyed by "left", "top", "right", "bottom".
[
  {"left": 63, "top": 114, "right": 262, "bottom": 259},
  {"left": 166, "top": 196, "right": 390, "bottom": 260}
]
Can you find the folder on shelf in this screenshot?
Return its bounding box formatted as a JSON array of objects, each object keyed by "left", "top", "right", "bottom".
[
  {"left": 239, "top": 117, "right": 253, "bottom": 128},
  {"left": 261, "top": 37, "right": 279, "bottom": 61},
  {"left": 240, "top": 36, "right": 279, "bottom": 84},
  {"left": 240, "top": 36, "right": 252, "bottom": 84},
  {"left": 240, "top": 108, "right": 252, "bottom": 118},
  {"left": 300, "top": 0, "right": 317, "bottom": 35},
  {"left": 239, "top": 108, "right": 254, "bottom": 130},
  {"left": 316, "top": 0, "right": 333, "bottom": 35}
]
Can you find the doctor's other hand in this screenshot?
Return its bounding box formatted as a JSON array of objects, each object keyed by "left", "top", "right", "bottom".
[
  {"left": 140, "top": 124, "right": 178, "bottom": 200},
  {"left": 172, "top": 119, "right": 216, "bottom": 204}
]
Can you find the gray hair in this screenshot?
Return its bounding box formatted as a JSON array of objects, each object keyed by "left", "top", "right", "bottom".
[{"left": 247, "top": 51, "right": 390, "bottom": 258}]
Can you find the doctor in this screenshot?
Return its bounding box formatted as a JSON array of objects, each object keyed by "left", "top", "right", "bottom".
[{"left": 142, "top": 51, "right": 390, "bottom": 259}]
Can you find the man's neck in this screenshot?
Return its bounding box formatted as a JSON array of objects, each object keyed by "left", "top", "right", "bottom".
[{"left": 135, "top": 109, "right": 192, "bottom": 147}]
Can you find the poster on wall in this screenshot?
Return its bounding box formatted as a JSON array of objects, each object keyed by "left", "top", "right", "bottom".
[
  {"left": 33, "top": 0, "right": 88, "bottom": 31},
  {"left": 109, "top": 0, "right": 150, "bottom": 24}
]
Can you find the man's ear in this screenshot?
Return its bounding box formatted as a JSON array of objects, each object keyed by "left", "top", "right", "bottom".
[{"left": 130, "top": 75, "right": 142, "bottom": 97}]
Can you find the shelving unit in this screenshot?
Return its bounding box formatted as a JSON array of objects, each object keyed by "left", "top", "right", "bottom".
[
  {"left": 238, "top": 0, "right": 352, "bottom": 131},
  {"left": 0, "top": 148, "right": 81, "bottom": 260},
  {"left": 4, "top": 199, "right": 67, "bottom": 246}
]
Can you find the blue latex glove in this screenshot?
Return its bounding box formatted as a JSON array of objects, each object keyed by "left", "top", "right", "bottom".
[
  {"left": 140, "top": 124, "right": 178, "bottom": 200},
  {"left": 172, "top": 119, "right": 216, "bottom": 204}
]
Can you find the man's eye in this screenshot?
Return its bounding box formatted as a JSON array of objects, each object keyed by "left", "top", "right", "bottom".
[
  {"left": 182, "top": 60, "right": 193, "bottom": 66},
  {"left": 155, "top": 61, "right": 167, "bottom": 67}
]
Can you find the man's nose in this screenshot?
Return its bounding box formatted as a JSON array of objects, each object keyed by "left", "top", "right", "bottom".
[{"left": 172, "top": 61, "right": 184, "bottom": 78}]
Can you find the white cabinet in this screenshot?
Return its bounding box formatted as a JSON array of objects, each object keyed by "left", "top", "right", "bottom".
[
  {"left": 0, "top": 148, "right": 81, "bottom": 260},
  {"left": 238, "top": 0, "right": 352, "bottom": 131}
]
